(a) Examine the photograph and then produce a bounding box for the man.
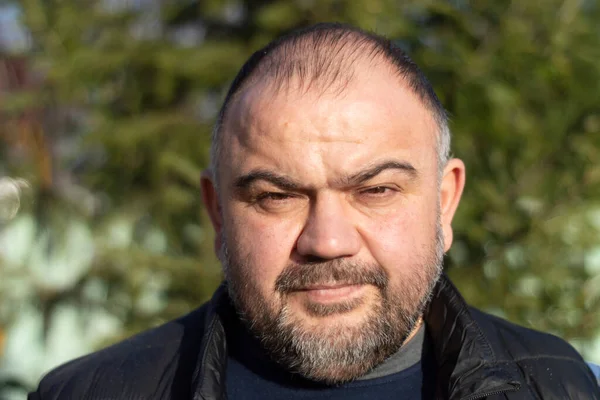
[29,23,600,399]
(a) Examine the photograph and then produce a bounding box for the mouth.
[294,283,366,303]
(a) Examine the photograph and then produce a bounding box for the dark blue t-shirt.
[225,316,436,400]
[227,355,433,400]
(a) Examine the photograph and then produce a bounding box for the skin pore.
[201,59,465,384]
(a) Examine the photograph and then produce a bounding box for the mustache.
[275,259,388,294]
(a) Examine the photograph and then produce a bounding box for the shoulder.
[470,307,600,396]
[30,304,210,400]
[469,307,584,362]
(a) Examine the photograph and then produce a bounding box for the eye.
[253,191,300,212]
[360,186,393,196]
[256,192,293,202]
[356,185,400,205]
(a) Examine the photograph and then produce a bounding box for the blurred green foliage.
[1,0,600,394]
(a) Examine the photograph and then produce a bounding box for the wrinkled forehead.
[230,64,436,133]
[219,65,440,182]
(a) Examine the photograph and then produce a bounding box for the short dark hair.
[210,22,450,182]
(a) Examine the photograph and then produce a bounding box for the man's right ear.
[200,170,223,256]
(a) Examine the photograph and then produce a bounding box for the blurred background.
[0,0,599,398]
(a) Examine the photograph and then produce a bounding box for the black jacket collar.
[191,274,522,400]
[425,276,522,399]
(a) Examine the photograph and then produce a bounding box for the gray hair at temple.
[209,23,451,188]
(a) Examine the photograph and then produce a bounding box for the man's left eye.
[360,186,392,195]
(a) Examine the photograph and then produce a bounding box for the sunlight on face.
[208,63,455,383]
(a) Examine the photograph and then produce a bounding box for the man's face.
[202,62,465,383]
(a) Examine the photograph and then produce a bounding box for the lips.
[297,282,359,291]
[274,260,389,295]
[295,283,365,303]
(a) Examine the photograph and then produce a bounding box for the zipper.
[459,382,521,400]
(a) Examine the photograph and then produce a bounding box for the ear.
[200,170,224,257]
[439,158,466,252]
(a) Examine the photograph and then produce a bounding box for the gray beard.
[220,223,445,384]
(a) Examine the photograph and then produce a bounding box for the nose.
[295,192,361,260]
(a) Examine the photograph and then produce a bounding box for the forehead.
[220,64,439,182]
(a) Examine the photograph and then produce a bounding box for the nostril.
[303,254,328,264]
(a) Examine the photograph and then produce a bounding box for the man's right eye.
[250,191,302,213]
[256,192,292,202]
[251,192,300,211]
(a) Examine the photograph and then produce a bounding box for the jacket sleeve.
[27,391,42,400]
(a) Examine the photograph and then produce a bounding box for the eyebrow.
[235,170,302,191]
[337,160,418,186]
[234,160,418,191]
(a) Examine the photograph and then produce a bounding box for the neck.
[358,317,427,380]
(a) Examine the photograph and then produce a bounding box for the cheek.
[362,198,438,274]
[226,208,302,292]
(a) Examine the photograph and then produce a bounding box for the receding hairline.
[220,30,393,124]
[216,62,444,188]
[220,55,440,143]
[210,23,451,183]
